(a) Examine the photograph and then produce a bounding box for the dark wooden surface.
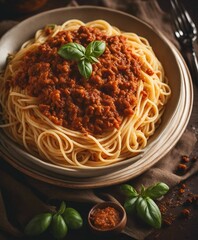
[0,0,198,239]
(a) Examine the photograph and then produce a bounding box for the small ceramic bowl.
[88,201,127,235]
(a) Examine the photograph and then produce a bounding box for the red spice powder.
[181,155,190,163]
[177,163,188,172]
[161,155,198,226]
[91,206,121,230]
[181,208,191,218]
[185,193,198,206]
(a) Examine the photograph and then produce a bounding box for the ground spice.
[179,183,186,194]
[185,193,198,206]
[191,156,197,162]
[175,155,197,175]
[181,155,190,163]
[177,163,188,173]
[160,155,198,226]
[181,208,191,218]
[179,188,185,194]
[90,206,121,230]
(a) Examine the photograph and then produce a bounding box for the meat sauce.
[12,26,144,135]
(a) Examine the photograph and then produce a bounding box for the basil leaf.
[24,213,52,236]
[58,43,85,61]
[51,214,68,239]
[136,197,161,229]
[57,201,66,215]
[46,24,56,29]
[85,41,106,58]
[86,55,100,63]
[120,184,139,197]
[78,60,92,79]
[143,182,169,199]
[62,208,83,229]
[124,196,138,213]
[140,185,146,195]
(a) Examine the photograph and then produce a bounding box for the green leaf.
[58,43,85,61]
[62,208,83,229]
[124,196,138,213]
[143,182,169,199]
[85,41,106,58]
[57,201,66,215]
[57,41,105,78]
[140,185,146,195]
[51,214,68,239]
[78,60,92,79]
[24,213,52,236]
[136,197,161,229]
[86,55,100,63]
[120,184,139,197]
[46,24,56,29]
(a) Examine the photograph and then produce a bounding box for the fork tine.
[180,3,197,36]
[171,0,197,39]
[170,0,184,38]
[171,0,198,84]
[171,0,187,32]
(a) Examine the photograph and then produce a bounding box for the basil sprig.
[121,182,169,229]
[24,201,83,239]
[58,41,106,79]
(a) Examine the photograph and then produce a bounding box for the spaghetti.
[0,20,171,168]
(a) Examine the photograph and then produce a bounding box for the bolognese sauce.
[12,26,143,135]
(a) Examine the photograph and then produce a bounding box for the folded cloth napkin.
[0,0,198,239]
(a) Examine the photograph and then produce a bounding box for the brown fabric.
[0,0,198,239]
[121,130,197,239]
[0,169,55,226]
[24,130,198,240]
[0,130,197,240]
[0,191,22,238]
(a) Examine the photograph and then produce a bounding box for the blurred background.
[0,0,197,22]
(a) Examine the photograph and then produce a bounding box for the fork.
[170,0,198,83]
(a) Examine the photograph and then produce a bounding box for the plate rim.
[0,45,193,189]
[0,6,192,187]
